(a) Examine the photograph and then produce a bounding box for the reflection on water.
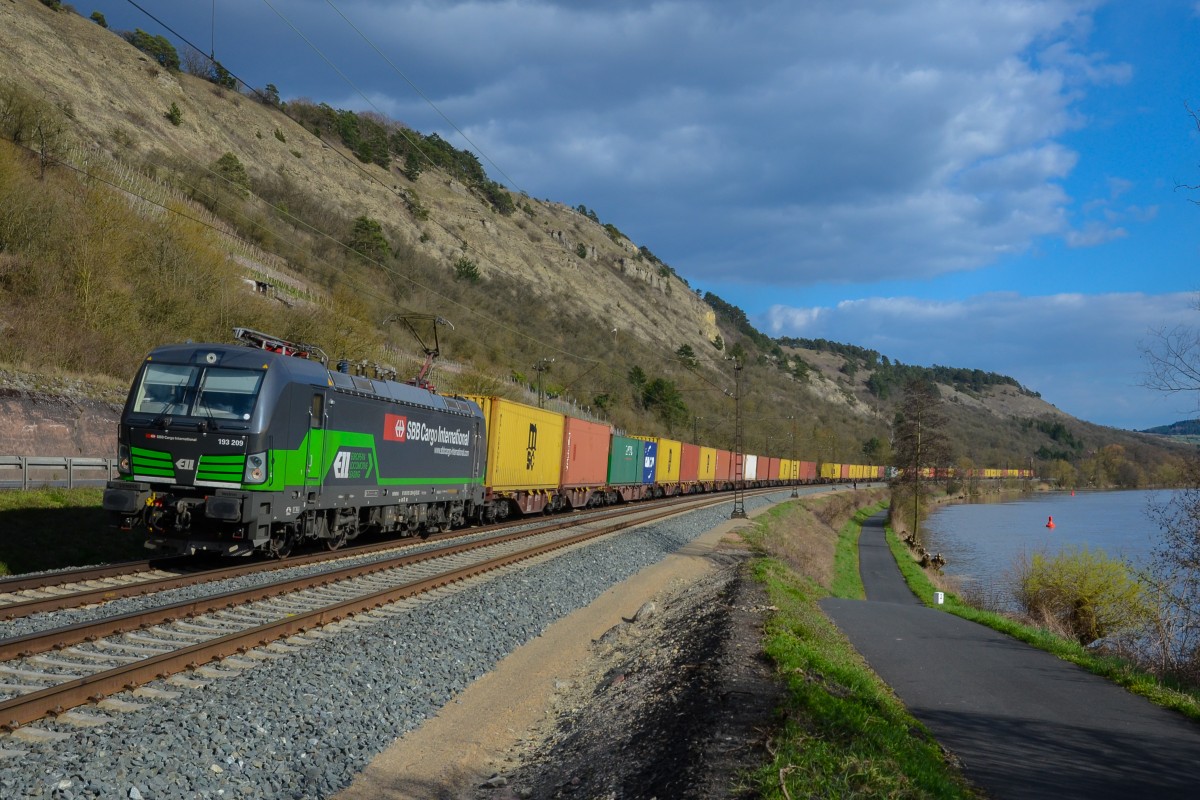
[922,489,1179,606]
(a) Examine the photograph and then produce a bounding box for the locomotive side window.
[132,364,198,415]
[310,393,324,428]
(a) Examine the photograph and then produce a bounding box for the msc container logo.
[384,413,407,442]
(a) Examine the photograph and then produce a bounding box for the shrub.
[453,256,480,283]
[273,128,286,143]
[121,29,180,71]
[165,102,182,126]
[1014,546,1151,645]
[346,215,390,264]
[212,151,250,196]
[90,10,107,26]
[575,243,588,259]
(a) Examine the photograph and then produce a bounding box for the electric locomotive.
[103,329,487,557]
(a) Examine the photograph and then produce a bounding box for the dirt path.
[336,513,783,800]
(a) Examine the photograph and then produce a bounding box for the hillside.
[0,0,1193,486]
[1143,419,1200,436]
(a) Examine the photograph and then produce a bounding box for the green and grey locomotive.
[102,329,487,557]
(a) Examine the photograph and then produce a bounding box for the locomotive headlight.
[118,445,130,475]
[243,452,268,485]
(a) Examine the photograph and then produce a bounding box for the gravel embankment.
[0,492,791,799]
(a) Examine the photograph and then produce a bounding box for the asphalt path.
[821,512,1200,799]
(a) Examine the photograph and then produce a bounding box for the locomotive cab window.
[131,364,264,421]
[132,364,198,415]
[194,368,265,420]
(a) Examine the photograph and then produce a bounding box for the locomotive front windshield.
[132,363,265,421]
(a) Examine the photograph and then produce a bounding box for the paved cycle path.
[820,512,1200,799]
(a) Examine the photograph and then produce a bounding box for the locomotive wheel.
[325,529,348,551]
[267,528,295,559]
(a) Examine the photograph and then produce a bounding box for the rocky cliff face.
[0,391,120,457]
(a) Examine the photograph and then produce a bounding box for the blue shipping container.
[641,440,658,484]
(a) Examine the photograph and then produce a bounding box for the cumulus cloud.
[324,0,1129,286]
[114,0,1144,290]
[764,291,1200,429]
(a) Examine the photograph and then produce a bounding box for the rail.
[0,455,117,490]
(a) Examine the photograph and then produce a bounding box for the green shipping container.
[607,434,642,485]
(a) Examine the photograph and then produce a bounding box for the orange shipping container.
[561,416,612,488]
[767,457,781,481]
[679,443,701,483]
[716,449,733,482]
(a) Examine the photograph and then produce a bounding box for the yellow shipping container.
[632,436,682,483]
[465,395,564,491]
[820,462,840,480]
[698,446,717,481]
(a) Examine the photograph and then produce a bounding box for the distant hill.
[1141,420,1200,437]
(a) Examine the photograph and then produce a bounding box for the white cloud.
[144,0,1146,289]
[764,291,1200,429]
[1065,222,1128,247]
[300,0,1131,287]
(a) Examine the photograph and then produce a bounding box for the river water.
[921,489,1180,606]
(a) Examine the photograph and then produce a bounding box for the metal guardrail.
[0,456,117,490]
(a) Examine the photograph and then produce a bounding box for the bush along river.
[921,489,1182,609]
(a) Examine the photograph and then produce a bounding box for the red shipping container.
[716,449,733,481]
[560,416,612,487]
[680,443,701,483]
[799,460,817,481]
[840,463,851,480]
[767,457,781,481]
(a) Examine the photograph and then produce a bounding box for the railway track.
[0,487,787,622]
[0,490,753,734]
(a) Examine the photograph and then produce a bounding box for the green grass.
[830,501,886,600]
[881,522,1200,723]
[750,557,976,799]
[0,488,144,575]
[742,498,976,798]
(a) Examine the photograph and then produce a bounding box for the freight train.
[102,329,887,557]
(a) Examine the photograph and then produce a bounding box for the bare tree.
[1140,461,1200,681]
[891,378,951,544]
[181,45,211,78]
[1140,297,1200,401]
[1137,129,1200,677]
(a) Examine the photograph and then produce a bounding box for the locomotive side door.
[304,390,327,500]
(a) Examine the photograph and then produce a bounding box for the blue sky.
[83,1,1200,430]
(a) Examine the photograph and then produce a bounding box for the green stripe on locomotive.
[264,429,484,492]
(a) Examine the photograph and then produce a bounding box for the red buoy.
[1046,516,1056,529]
